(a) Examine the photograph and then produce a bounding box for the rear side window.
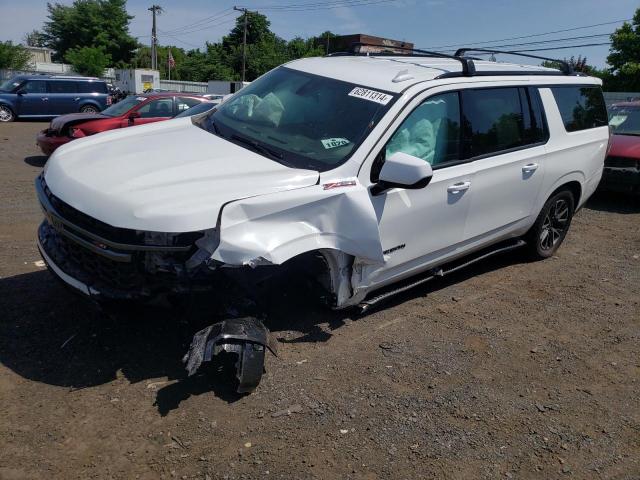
[550,86,607,132]
[77,81,107,94]
[461,87,545,158]
[48,81,77,94]
[176,97,201,112]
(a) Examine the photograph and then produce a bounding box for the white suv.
[36,49,609,313]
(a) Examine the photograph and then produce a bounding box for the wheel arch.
[78,100,102,112]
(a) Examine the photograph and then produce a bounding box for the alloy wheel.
[0,106,14,122]
[539,199,570,251]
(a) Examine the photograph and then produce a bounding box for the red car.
[37,93,208,155]
[602,101,640,194]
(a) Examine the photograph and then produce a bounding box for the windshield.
[175,102,215,118]
[194,67,396,171]
[101,95,145,117]
[609,105,640,136]
[0,78,22,92]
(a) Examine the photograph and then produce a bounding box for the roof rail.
[343,42,477,76]
[454,48,574,75]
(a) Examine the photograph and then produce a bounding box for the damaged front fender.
[211,180,384,267]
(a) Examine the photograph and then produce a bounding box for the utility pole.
[233,6,248,83]
[148,5,162,71]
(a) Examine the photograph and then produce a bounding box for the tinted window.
[49,81,77,94]
[462,87,544,158]
[385,92,461,167]
[22,80,47,93]
[550,86,607,132]
[77,81,107,94]
[137,98,174,118]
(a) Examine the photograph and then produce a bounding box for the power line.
[242,0,398,12]
[419,18,631,50]
[161,9,236,35]
[510,42,612,53]
[432,33,613,53]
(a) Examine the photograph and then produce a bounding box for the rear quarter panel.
[538,87,608,209]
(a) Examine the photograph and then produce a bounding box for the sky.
[0,0,638,68]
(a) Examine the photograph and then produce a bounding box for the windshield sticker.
[321,138,351,149]
[609,114,627,127]
[136,97,146,101]
[348,87,393,105]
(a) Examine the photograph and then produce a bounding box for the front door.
[129,97,175,126]
[16,80,49,116]
[365,91,474,286]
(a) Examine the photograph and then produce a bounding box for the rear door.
[129,97,175,126]
[16,79,49,116]
[48,80,79,115]
[461,86,548,242]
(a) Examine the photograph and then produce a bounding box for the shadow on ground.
[586,190,640,214]
[24,155,48,168]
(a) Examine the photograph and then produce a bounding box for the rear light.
[69,128,86,138]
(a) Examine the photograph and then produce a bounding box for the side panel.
[538,87,608,208]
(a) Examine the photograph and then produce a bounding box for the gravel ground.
[0,121,639,480]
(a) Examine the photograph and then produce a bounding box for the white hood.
[44,118,319,232]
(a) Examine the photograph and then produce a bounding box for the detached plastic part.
[183,317,277,394]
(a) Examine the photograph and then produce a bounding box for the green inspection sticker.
[321,138,350,149]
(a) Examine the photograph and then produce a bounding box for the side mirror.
[128,111,140,122]
[372,152,433,195]
[16,89,26,95]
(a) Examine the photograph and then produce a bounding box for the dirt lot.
[0,121,639,480]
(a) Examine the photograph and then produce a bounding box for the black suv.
[0,75,111,122]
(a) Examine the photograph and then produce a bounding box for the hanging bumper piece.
[183,317,277,394]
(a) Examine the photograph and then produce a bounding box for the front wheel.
[0,105,15,122]
[80,105,99,113]
[524,190,575,259]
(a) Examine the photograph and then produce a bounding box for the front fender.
[212,180,384,266]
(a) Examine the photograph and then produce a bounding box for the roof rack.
[455,48,573,75]
[327,43,577,78]
[335,42,477,76]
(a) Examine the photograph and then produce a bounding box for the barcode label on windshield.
[348,87,393,105]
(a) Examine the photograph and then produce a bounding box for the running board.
[358,239,527,314]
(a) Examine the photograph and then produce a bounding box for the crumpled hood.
[49,112,108,133]
[44,118,319,232]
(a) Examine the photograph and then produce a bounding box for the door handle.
[447,181,471,193]
[522,163,539,173]
[42,97,49,101]
[74,97,80,101]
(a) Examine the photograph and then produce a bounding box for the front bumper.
[35,175,216,301]
[36,130,71,156]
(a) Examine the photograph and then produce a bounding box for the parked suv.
[36,50,608,314]
[0,75,110,122]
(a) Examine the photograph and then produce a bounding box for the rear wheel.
[0,105,15,122]
[80,104,99,113]
[524,190,575,259]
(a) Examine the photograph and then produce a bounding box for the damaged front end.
[183,317,277,394]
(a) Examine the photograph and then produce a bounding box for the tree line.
[1,0,639,92]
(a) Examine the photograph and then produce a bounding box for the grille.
[605,156,638,169]
[43,222,145,291]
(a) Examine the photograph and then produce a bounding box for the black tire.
[80,105,99,113]
[0,104,15,122]
[524,190,575,259]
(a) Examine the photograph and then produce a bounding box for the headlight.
[69,128,86,138]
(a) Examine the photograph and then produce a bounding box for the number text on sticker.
[348,87,393,105]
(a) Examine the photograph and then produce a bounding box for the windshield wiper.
[230,134,283,160]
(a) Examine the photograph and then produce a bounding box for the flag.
[168,51,175,69]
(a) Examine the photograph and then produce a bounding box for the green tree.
[606,8,640,91]
[24,30,48,48]
[43,0,136,65]
[0,41,32,70]
[65,46,111,77]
